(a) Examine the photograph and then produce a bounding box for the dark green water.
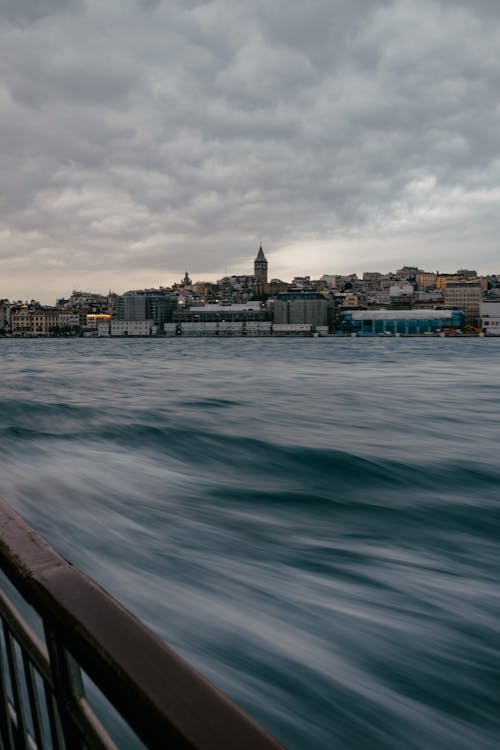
[1,337,499,749]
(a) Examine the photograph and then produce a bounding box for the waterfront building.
[166,319,272,337]
[339,309,464,334]
[174,302,266,323]
[180,322,219,337]
[97,321,111,337]
[217,321,244,336]
[116,294,147,320]
[55,312,81,331]
[164,323,178,337]
[272,324,312,336]
[273,291,328,327]
[10,308,31,335]
[109,320,155,336]
[86,313,111,328]
[146,293,178,325]
[245,321,273,336]
[443,281,484,323]
[480,302,500,334]
[10,308,80,336]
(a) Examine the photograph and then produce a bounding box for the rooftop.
[348,309,457,320]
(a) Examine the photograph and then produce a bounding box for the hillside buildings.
[1,245,498,336]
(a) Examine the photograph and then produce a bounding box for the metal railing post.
[2,621,29,750]
[44,625,85,750]
[0,631,16,750]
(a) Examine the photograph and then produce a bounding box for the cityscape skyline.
[2,1,500,303]
[2,244,500,338]
[2,244,500,305]
[0,251,500,306]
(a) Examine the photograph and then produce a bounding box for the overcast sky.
[1,0,499,301]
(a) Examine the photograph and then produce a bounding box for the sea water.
[0,337,499,749]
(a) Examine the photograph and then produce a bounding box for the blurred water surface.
[1,337,499,749]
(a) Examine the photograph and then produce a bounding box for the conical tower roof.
[255,244,266,262]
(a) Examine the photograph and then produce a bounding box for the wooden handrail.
[0,496,284,749]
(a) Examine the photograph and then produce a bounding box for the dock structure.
[0,497,284,750]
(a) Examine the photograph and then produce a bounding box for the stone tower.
[254,244,268,285]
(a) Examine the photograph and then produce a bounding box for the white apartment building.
[480,302,500,334]
[110,320,155,336]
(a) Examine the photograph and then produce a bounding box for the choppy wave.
[1,338,499,749]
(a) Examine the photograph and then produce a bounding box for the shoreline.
[0,333,494,340]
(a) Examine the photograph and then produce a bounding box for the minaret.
[254,244,268,285]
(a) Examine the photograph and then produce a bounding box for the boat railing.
[0,496,284,749]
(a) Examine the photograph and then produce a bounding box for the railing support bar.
[2,622,29,750]
[21,655,44,750]
[44,625,85,750]
[0,633,16,750]
[42,679,64,750]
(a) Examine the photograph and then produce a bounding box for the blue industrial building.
[339,309,464,334]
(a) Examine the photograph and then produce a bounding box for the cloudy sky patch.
[1,0,499,301]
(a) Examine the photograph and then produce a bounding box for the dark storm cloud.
[1,0,499,299]
[0,0,83,25]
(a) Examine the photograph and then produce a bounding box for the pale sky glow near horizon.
[1,0,500,303]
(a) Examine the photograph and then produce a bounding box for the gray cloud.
[1,0,499,300]
[0,0,83,25]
